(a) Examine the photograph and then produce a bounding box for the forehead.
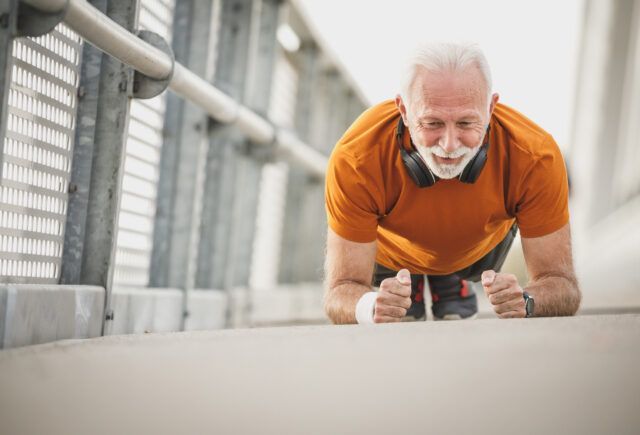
[409,67,487,117]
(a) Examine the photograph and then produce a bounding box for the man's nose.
[439,127,460,153]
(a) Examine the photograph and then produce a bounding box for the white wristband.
[355,291,378,324]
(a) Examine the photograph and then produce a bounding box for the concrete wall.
[250,283,325,326]
[0,285,104,349]
[569,0,640,312]
[0,283,327,348]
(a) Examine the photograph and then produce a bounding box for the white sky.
[297,0,584,150]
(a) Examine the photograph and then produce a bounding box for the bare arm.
[323,228,377,324]
[521,223,581,316]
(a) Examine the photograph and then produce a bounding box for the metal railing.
[21,0,328,176]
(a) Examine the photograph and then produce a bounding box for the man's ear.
[395,94,409,126]
[489,93,500,116]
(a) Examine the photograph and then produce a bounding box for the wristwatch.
[523,291,534,317]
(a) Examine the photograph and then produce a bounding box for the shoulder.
[332,99,400,162]
[492,103,558,160]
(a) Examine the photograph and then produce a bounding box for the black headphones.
[396,116,490,187]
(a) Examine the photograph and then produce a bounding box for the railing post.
[60,0,139,335]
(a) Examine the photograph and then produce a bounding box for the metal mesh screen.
[250,49,298,290]
[113,0,175,288]
[0,25,82,284]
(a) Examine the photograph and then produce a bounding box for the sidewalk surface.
[1,314,639,435]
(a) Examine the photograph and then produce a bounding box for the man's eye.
[457,122,473,128]
[426,122,443,128]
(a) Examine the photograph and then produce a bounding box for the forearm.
[324,281,372,324]
[525,273,581,317]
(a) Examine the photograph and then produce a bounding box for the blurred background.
[0,0,638,348]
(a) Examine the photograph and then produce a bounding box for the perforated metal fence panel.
[113,0,175,288]
[250,48,298,290]
[0,25,82,284]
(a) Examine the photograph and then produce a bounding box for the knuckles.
[379,277,411,297]
[498,310,526,319]
[504,274,518,285]
[379,277,396,290]
[495,300,526,317]
[487,276,523,306]
[373,313,401,323]
[374,302,407,321]
[377,293,412,310]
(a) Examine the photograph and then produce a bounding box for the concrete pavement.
[0,314,638,434]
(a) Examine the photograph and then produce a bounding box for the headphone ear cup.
[459,143,488,184]
[396,116,436,188]
[401,150,436,187]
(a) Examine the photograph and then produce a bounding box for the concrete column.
[568,0,640,311]
[60,0,139,334]
[612,1,640,206]
[570,0,636,233]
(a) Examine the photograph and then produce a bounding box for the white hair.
[400,42,493,104]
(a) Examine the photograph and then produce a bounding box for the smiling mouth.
[434,155,463,165]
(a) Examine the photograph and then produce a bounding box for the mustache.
[422,145,472,159]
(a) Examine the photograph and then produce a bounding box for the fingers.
[396,268,411,285]
[482,271,527,319]
[373,313,402,323]
[481,270,496,287]
[375,268,413,323]
[374,303,408,321]
[376,291,412,310]
[492,297,525,316]
[483,272,518,295]
[379,269,412,298]
[497,310,526,319]
[487,286,521,305]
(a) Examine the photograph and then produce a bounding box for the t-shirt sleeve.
[325,149,381,243]
[514,135,570,238]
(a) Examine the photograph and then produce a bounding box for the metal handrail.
[21,0,328,176]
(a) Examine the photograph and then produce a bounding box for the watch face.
[526,297,534,317]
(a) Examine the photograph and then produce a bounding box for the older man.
[323,42,581,324]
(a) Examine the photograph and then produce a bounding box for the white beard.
[415,144,481,180]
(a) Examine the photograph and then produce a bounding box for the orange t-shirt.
[325,100,569,275]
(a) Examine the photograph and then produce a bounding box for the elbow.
[560,276,582,316]
[567,284,582,316]
[323,284,357,325]
[323,286,340,324]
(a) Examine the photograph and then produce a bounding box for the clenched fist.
[481,270,526,318]
[374,269,413,323]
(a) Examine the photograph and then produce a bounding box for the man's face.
[398,66,498,179]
